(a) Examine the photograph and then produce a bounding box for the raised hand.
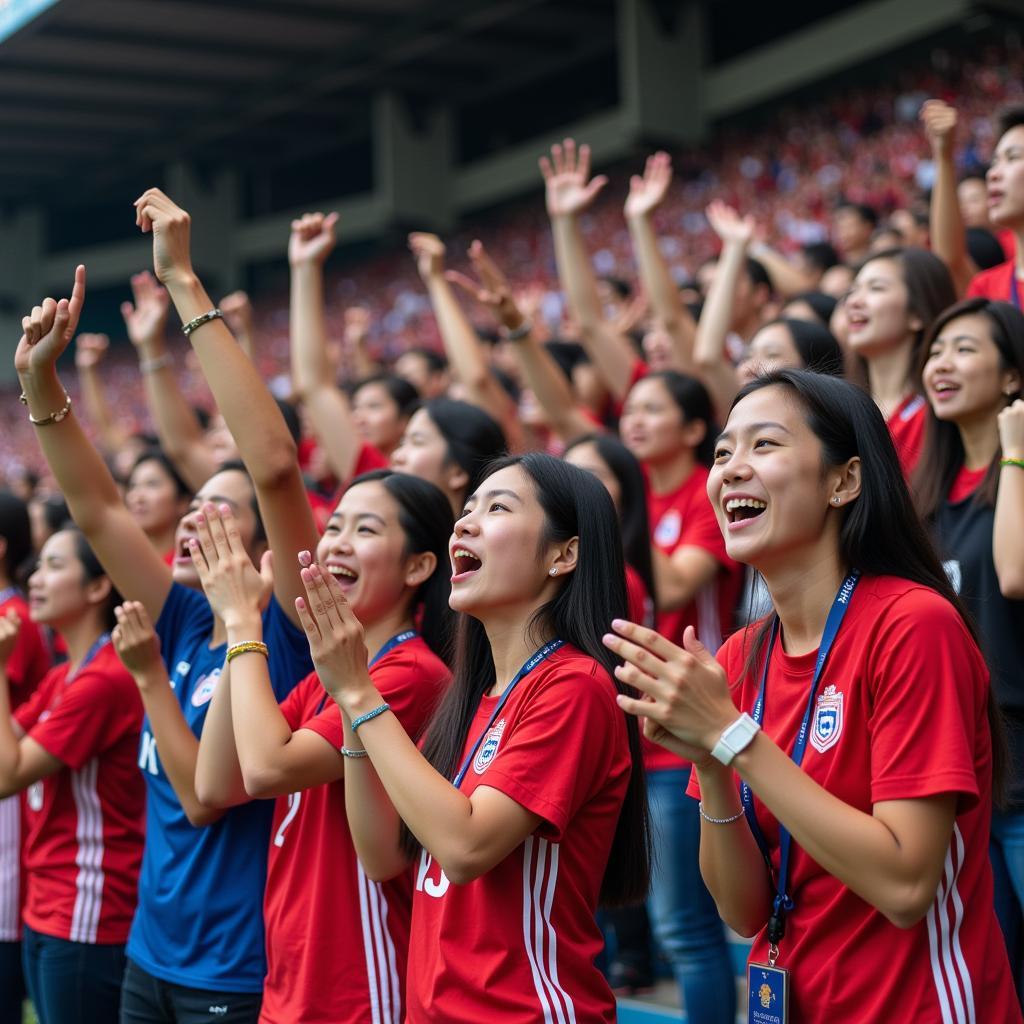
[15,264,87,377]
[295,554,373,712]
[134,189,195,288]
[999,398,1024,459]
[343,306,371,347]
[602,621,738,759]
[288,212,339,267]
[0,610,20,667]
[539,138,608,218]
[409,232,446,281]
[920,99,958,157]
[705,200,755,248]
[187,502,273,630]
[624,151,673,219]
[445,240,523,330]
[75,333,110,371]
[120,271,170,349]
[220,291,254,337]
[112,601,164,681]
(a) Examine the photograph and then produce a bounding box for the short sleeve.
[476,666,624,840]
[263,599,314,702]
[5,618,49,697]
[350,443,390,483]
[14,672,57,734]
[678,490,730,568]
[278,672,321,732]
[867,592,983,809]
[28,664,141,770]
[155,583,212,660]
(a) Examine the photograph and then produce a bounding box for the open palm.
[539,138,608,217]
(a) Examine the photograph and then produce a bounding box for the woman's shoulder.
[530,645,617,701]
[854,574,963,625]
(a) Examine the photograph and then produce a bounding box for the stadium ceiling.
[0,0,624,203]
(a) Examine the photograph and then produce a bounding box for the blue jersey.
[127,583,311,992]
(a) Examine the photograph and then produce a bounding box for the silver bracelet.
[181,308,223,337]
[139,353,173,373]
[698,802,745,825]
[499,318,532,342]
[341,746,368,759]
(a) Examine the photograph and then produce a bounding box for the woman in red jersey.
[298,453,650,1023]
[607,369,1020,1023]
[192,469,455,1024]
[0,527,143,1024]
[843,248,956,476]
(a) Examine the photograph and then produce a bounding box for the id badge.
[747,962,789,1023]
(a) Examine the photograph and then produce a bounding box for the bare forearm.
[930,149,973,295]
[425,276,492,396]
[748,244,817,299]
[77,366,128,454]
[195,665,247,809]
[995,463,1024,597]
[694,761,772,936]
[290,263,333,397]
[514,333,596,443]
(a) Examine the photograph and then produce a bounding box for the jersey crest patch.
[473,718,507,775]
[190,667,222,707]
[654,509,682,548]
[810,684,843,753]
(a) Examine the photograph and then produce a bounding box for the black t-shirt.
[936,489,1024,805]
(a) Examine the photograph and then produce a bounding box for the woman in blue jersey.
[15,213,314,1020]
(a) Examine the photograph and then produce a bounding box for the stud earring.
[549,567,558,576]
[831,496,841,505]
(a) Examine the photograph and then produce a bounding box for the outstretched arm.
[122,271,217,493]
[134,189,318,627]
[15,267,173,620]
[288,212,366,484]
[447,241,596,444]
[624,152,696,371]
[995,402,1024,598]
[74,334,132,456]
[693,201,754,420]
[219,291,256,361]
[747,241,819,299]
[541,139,640,402]
[921,100,974,297]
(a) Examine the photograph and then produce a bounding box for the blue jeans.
[991,807,1024,999]
[647,769,736,1024]
[21,924,126,1024]
[0,941,24,1024]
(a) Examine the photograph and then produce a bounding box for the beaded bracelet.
[341,747,369,759]
[1001,457,1024,470]
[698,802,745,825]
[351,702,390,732]
[19,391,72,426]
[182,308,223,337]
[226,640,269,664]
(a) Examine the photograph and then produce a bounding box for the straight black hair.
[0,490,32,586]
[129,449,192,501]
[409,453,651,905]
[346,469,456,668]
[421,399,508,505]
[915,299,1024,519]
[642,371,717,467]
[770,317,844,377]
[563,433,657,610]
[734,370,1007,801]
[62,525,122,632]
[784,291,838,327]
[352,373,420,418]
[214,460,266,546]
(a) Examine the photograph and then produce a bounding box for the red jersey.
[967,258,1016,302]
[14,640,145,944]
[352,442,390,483]
[406,646,631,1024]
[260,637,450,1024]
[0,591,50,942]
[625,563,653,627]
[646,465,742,772]
[688,576,1019,1023]
[887,393,926,479]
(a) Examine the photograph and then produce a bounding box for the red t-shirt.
[625,563,653,627]
[967,258,1016,302]
[687,576,1019,1023]
[998,229,1016,261]
[887,394,927,479]
[14,640,145,944]
[352,442,390,483]
[259,637,450,1024]
[0,591,50,941]
[646,465,742,772]
[949,464,988,504]
[609,358,650,421]
[406,646,630,1024]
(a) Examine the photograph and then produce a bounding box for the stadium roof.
[0,0,625,204]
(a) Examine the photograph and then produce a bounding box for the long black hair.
[734,369,1006,799]
[770,318,844,377]
[346,469,456,667]
[914,298,1024,519]
[410,453,651,904]
[128,448,192,502]
[563,433,657,610]
[0,490,33,587]
[63,525,122,632]
[420,398,508,505]
[641,371,717,467]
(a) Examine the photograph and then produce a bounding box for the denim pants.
[992,807,1024,1001]
[647,768,736,1024]
[21,924,126,1024]
[0,941,24,1024]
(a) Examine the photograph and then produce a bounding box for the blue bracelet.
[351,702,390,732]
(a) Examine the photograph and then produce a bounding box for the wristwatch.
[710,713,761,766]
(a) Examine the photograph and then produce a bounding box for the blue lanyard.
[67,633,111,683]
[1012,274,1022,311]
[452,639,564,790]
[741,572,859,948]
[316,630,418,715]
